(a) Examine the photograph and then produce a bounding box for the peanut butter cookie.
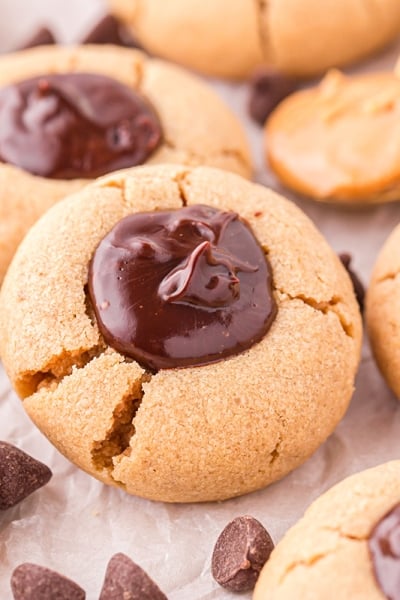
[266,70,400,204]
[0,45,251,284]
[254,461,400,600]
[108,0,400,79]
[366,223,400,398]
[0,165,362,502]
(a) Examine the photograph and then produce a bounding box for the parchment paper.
[1,1,400,598]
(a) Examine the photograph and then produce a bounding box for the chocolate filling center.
[369,502,400,599]
[0,73,162,179]
[88,204,277,370]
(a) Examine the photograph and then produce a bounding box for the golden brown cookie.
[108,0,400,79]
[0,44,251,284]
[0,165,362,503]
[254,461,400,600]
[266,70,400,205]
[366,223,400,397]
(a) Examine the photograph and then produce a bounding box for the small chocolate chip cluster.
[8,514,274,599]
[0,441,168,598]
[0,440,274,596]
[11,553,167,600]
[17,14,142,51]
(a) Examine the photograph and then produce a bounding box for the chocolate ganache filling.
[369,503,400,599]
[0,73,162,179]
[88,204,277,370]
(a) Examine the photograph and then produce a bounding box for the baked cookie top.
[108,0,400,78]
[366,222,400,398]
[0,44,251,283]
[0,165,362,502]
[254,461,400,600]
[266,70,400,205]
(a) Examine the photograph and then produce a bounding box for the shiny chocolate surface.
[89,204,277,370]
[0,73,162,179]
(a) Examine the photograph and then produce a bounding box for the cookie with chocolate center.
[254,461,400,600]
[0,165,361,502]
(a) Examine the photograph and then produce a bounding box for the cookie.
[108,0,400,79]
[0,164,362,502]
[0,45,251,284]
[254,461,400,600]
[266,70,400,205]
[366,223,400,397]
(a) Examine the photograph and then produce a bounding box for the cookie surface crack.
[320,524,367,542]
[98,176,128,205]
[376,270,400,284]
[91,371,151,477]
[19,344,106,398]
[254,0,271,62]
[276,288,354,338]
[269,435,281,465]
[172,170,192,207]
[278,549,337,585]
[277,527,366,586]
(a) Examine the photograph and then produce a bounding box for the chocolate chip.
[211,515,274,592]
[0,442,52,510]
[99,553,167,600]
[248,68,298,125]
[81,14,142,49]
[339,253,365,312]
[16,27,56,50]
[10,563,85,600]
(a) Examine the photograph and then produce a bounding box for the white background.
[1,1,400,598]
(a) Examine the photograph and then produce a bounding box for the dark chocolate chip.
[211,515,274,592]
[16,27,56,50]
[99,553,167,600]
[88,205,277,371]
[369,503,400,600]
[248,68,298,125]
[10,563,85,600]
[339,253,365,313]
[81,14,142,49]
[0,441,52,510]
